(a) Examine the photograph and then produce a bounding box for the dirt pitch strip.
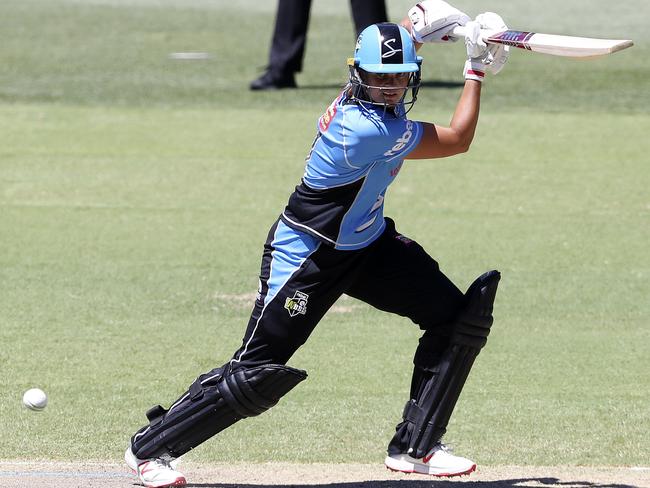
[0,461,648,488]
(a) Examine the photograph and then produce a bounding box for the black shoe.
[250,70,297,90]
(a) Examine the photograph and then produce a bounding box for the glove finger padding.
[463,20,488,82]
[475,12,508,36]
[408,0,470,43]
[464,20,487,59]
[486,44,509,74]
[473,12,510,75]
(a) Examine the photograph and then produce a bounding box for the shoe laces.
[434,442,454,454]
[141,456,177,472]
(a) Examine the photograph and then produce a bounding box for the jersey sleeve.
[342,109,424,166]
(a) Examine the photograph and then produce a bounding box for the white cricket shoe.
[125,447,186,488]
[385,443,477,477]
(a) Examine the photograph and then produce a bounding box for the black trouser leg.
[349,0,388,36]
[268,0,313,77]
[346,219,464,329]
[230,221,368,369]
[345,219,465,455]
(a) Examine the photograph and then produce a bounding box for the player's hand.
[475,12,510,74]
[407,0,470,43]
[463,13,510,81]
[464,20,487,59]
[463,21,487,82]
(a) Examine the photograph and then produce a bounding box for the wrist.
[463,59,485,82]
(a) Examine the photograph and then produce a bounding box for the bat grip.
[452,25,495,44]
[451,26,467,38]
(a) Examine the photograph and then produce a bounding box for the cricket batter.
[125,1,507,486]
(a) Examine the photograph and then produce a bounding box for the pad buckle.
[145,404,167,426]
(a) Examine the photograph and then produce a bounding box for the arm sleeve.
[344,112,424,166]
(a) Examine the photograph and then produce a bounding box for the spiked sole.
[386,463,476,477]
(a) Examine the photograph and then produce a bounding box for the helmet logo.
[381,38,402,59]
[356,33,363,50]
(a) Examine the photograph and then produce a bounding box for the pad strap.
[131,363,307,459]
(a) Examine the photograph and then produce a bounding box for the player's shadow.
[298,80,464,90]
[185,478,642,488]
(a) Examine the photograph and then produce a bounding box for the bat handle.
[452,25,495,44]
[451,26,467,39]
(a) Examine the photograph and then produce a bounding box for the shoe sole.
[386,463,476,477]
[385,457,477,477]
[127,467,186,488]
[125,449,186,488]
[142,478,186,488]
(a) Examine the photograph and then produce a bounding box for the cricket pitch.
[0,461,648,488]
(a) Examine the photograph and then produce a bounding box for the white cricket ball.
[22,388,48,411]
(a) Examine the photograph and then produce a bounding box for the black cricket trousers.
[229,217,464,370]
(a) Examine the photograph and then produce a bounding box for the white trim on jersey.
[280,212,338,246]
[355,214,377,233]
[332,162,389,250]
[335,221,386,249]
[342,105,362,170]
[301,172,367,190]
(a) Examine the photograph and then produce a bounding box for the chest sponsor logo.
[384,120,414,157]
[285,291,309,317]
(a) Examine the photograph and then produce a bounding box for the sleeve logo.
[384,120,414,157]
[319,94,342,132]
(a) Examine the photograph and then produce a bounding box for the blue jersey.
[281,92,424,250]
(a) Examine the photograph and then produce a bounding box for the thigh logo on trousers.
[285,290,309,317]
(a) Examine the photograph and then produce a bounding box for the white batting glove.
[463,13,510,81]
[475,12,508,37]
[463,58,486,82]
[408,0,470,43]
[463,21,487,82]
[464,20,487,59]
[475,12,510,74]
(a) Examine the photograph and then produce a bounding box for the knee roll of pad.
[403,270,500,459]
[131,364,307,459]
[451,269,500,349]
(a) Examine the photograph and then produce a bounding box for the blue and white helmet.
[348,23,423,113]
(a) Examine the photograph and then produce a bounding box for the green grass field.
[1,0,648,467]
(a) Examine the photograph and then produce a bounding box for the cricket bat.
[452,27,633,58]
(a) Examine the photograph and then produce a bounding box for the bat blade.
[452,26,633,58]
[487,30,634,57]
